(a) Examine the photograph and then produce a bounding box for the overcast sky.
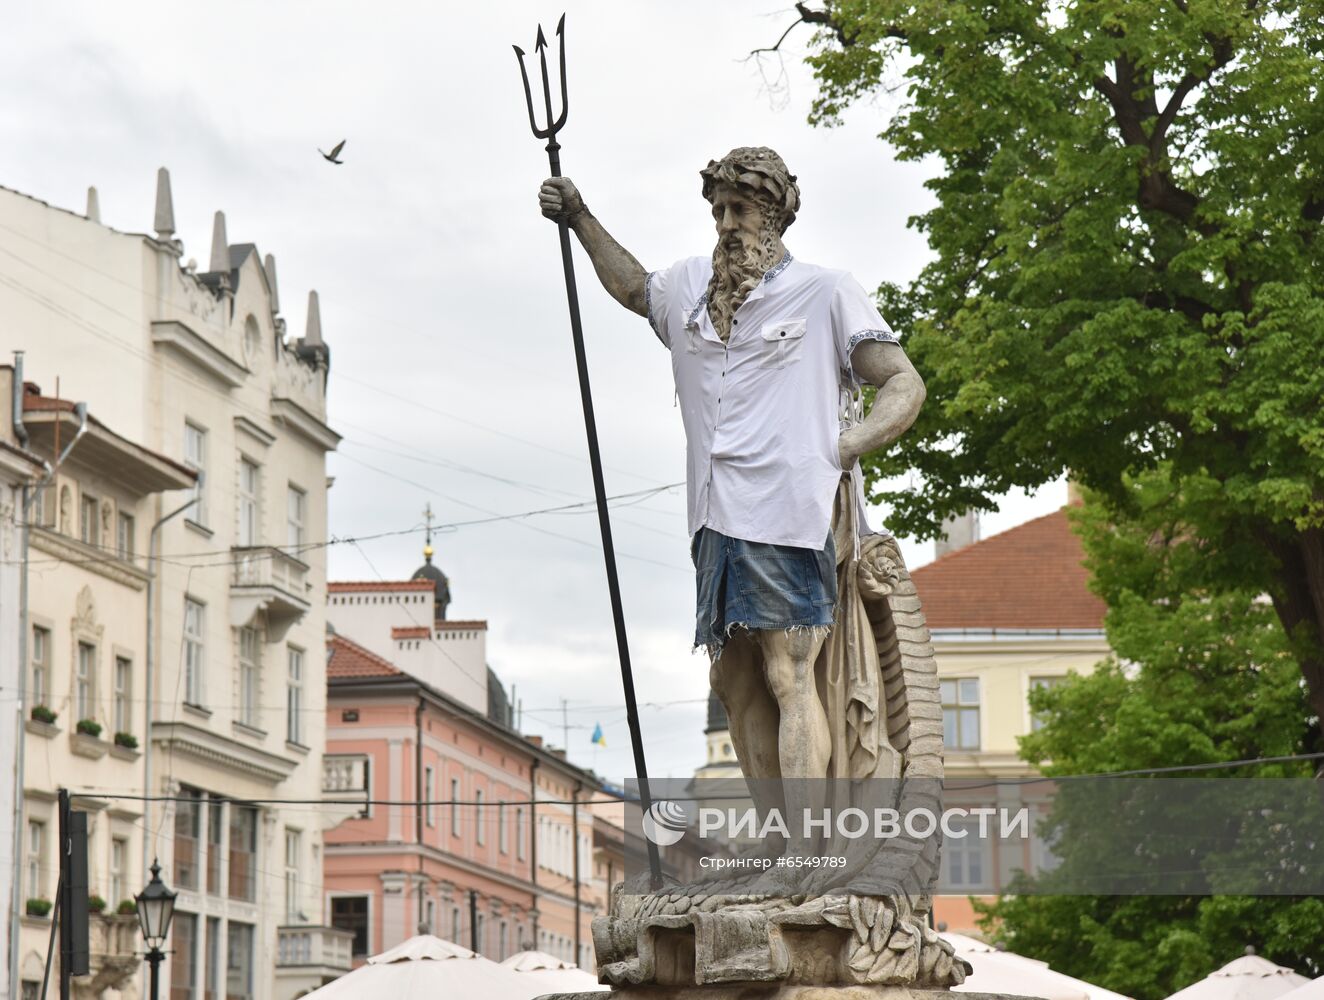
[1,2,1063,785]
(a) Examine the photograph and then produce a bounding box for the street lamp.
[135,859,177,1000]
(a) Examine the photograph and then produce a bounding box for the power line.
[335,453,689,573]
[2,482,686,570]
[60,750,1324,809]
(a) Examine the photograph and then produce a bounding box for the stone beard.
[705,204,783,342]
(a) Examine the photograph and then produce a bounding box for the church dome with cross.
[411,503,451,621]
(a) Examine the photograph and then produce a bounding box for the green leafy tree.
[770,0,1324,726]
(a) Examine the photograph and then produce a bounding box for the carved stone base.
[537,990,1042,999]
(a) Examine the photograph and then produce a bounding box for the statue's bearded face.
[707,183,782,339]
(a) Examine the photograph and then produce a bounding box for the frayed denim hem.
[697,621,834,663]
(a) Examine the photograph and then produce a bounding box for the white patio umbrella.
[1276,976,1324,1000]
[944,932,1135,1000]
[303,935,535,1000]
[502,949,608,993]
[1164,955,1310,1000]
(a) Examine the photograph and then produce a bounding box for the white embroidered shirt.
[646,253,898,549]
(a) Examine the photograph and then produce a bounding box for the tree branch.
[792,2,904,47]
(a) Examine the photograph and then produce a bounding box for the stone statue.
[540,149,969,995]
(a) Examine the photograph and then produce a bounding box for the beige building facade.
[0,174,343,1000]
[912,506,1108,933]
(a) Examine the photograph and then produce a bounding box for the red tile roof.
[327,634,403,679]
[328,580,435,593]
[435,620,487,630]
[911,507,1106,630]
[391,626,430,640]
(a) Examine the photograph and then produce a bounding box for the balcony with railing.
[323,754,370,819]
[275,925,354,986]
[230,546,311,639]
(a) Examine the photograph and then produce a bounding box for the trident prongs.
[513,14,569,144]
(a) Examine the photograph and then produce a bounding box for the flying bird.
[319,140,346,165]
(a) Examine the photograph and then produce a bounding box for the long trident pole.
[515,15,662,888]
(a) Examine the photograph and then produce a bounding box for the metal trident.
[514,16,663,888]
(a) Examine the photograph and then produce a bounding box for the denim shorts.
[691,527,837,654]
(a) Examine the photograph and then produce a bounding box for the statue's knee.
[763,657,801,702]
[709,660,726,698]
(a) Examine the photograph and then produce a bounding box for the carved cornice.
[234,415,276,447]
[151,319,247,388]
[31,529,149,590]
[150,719,299,784]
[270,397,341,452]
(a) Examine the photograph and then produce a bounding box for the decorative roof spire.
[208,210,229,273]
[304,290,323,346]
[85,187,100,223]
[154,167,175,240]
[264,253,280,313]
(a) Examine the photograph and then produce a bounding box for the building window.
[499,920,508,960]
[284,829,301,923]
[21,982,39,1000]
[76,642,96,722]
[31,625,49,708]
[184,599,206,706]
[237,458,259,547]
[1029,675,1068,732]
[116,511,135,560]
[113,656,132,735]
[287,485,306,549]
[26,820,45,900]
[205,917,221,1000]
[79,491,99,546]
[475,914,485,955]
[173,787,202,890]
[238,627,260,729]
[110,836,127,906]
[425,898,436,934]
[170,911,197,1000]
[941,678,981,751]
[516,807,526,861]
[941,818,990,890]
[35,477,56,528]
[203,916,219,1000]
[498,802,508,854]
[1032,811,1062,876]
[286,647,304,745]
[206,797,224,896]
[451,906,462,944]
[475,789,485,846]
[228,805,257,902]
[225,921,254,1000]
[424,767,436,828]
[331,896,369,957]
[450,779,460,837]
[184,423,208,525]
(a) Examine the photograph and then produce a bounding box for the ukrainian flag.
[591,723,606,748]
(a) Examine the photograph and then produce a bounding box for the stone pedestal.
[537,990,1041,999]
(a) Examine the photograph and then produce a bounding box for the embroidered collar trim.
[685,252,794,329]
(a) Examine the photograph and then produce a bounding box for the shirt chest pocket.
[759,318,807,369]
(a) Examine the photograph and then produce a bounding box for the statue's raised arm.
[539,176,648,317]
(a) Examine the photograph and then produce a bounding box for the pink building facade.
[322,576,600,967]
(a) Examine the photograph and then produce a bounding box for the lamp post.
[134,859,177,1000]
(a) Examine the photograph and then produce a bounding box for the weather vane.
[514,14,661,886]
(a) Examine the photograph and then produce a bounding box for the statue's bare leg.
[710,633,787,843]
[757,626,831,858]
[711,632,780,780]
